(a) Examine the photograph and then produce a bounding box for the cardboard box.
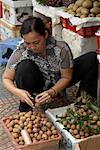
[1,117,61,150]
[0,18,21,40]
[45,105,100,150]
[2,0,33,25]
[62,28,96,58]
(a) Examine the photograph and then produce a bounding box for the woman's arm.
[49,67,73,94]
[35,67,73,104]
[3,68,17,94]
[35,42,73,104]
[2,68,34,107]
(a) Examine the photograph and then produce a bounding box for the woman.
[2,17,98,112]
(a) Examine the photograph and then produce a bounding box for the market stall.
[46,92,100,150]
[0,1,100,150]
[32,0,100,58]
[1,110,61,150]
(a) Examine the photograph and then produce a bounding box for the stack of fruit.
[36,0,76,7]
[57,92,100,139]
[64,0,100,18]
[4,111,59,145]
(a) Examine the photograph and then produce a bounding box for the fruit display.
[64,0,100,18]
[36,0,47,5]
[36,0,76,7]
[4,111,60,145]
[57,92,100,139]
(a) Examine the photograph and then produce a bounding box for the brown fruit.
[68,3,75,9]
[90,7,100,14]
[71,124,76,130]
[97,121,100,126]
[73,5,79,11]
[93,1,100,7]
[82,0,93,8]
[76,7,83,13]
[75,134,80,139]
[42,134,48,140]
[81,8,89,15]
[63,121,67,127]
[93,115,98,121]
[75,0,84,7]
[96,14,100,17]
[73,129,78,135]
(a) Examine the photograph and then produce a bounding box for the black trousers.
[15,60,45,111]
[15,52,98,111]
[71,52,98,98]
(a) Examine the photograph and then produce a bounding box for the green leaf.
[91,104,100,113]
[77,120,84,129]
[82,115,89,121]
[96,127,100,134]
[36,0,47,5]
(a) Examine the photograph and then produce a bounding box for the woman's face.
[23,31,47,54]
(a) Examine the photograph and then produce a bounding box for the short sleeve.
[6,46,24,70]
[60,43,73,69]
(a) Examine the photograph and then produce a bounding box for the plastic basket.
[46,105,100,150]
[0,0,2,18]
[95,30,100,53]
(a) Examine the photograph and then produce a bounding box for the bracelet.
[47,88,57,98]
[51,88,57,97]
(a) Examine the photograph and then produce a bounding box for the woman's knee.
[15,59,37,73]
[15,59,44,92]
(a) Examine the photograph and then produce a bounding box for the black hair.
[20,17,46,37]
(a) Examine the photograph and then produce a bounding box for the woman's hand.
[35,91,52,104]
[15,89,34,107]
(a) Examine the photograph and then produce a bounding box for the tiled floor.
[0,67,19,150]
[0,66,77,150]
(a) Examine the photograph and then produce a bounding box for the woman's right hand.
[15,89,34,107]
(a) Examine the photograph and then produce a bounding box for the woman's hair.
[20,17,46,37]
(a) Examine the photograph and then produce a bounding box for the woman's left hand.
[35,91,51,104]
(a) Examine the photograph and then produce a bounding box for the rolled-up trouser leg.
[70,52,98,98]
[15,59,44,112]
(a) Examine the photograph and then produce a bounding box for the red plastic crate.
[60,17,100,37]
[77,26,99,38]
[95,30,100,53]
[60,17,76,32]
[0,0,2,18]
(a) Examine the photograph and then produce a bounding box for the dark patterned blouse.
[7,37,73,90]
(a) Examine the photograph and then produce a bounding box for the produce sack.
[36,0,76,7]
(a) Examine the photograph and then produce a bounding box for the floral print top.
[7,37,73,89]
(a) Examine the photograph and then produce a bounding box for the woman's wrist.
[47,88,57,98]
[51,88,57,97]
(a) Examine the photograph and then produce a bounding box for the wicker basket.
[1,117,61,150]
